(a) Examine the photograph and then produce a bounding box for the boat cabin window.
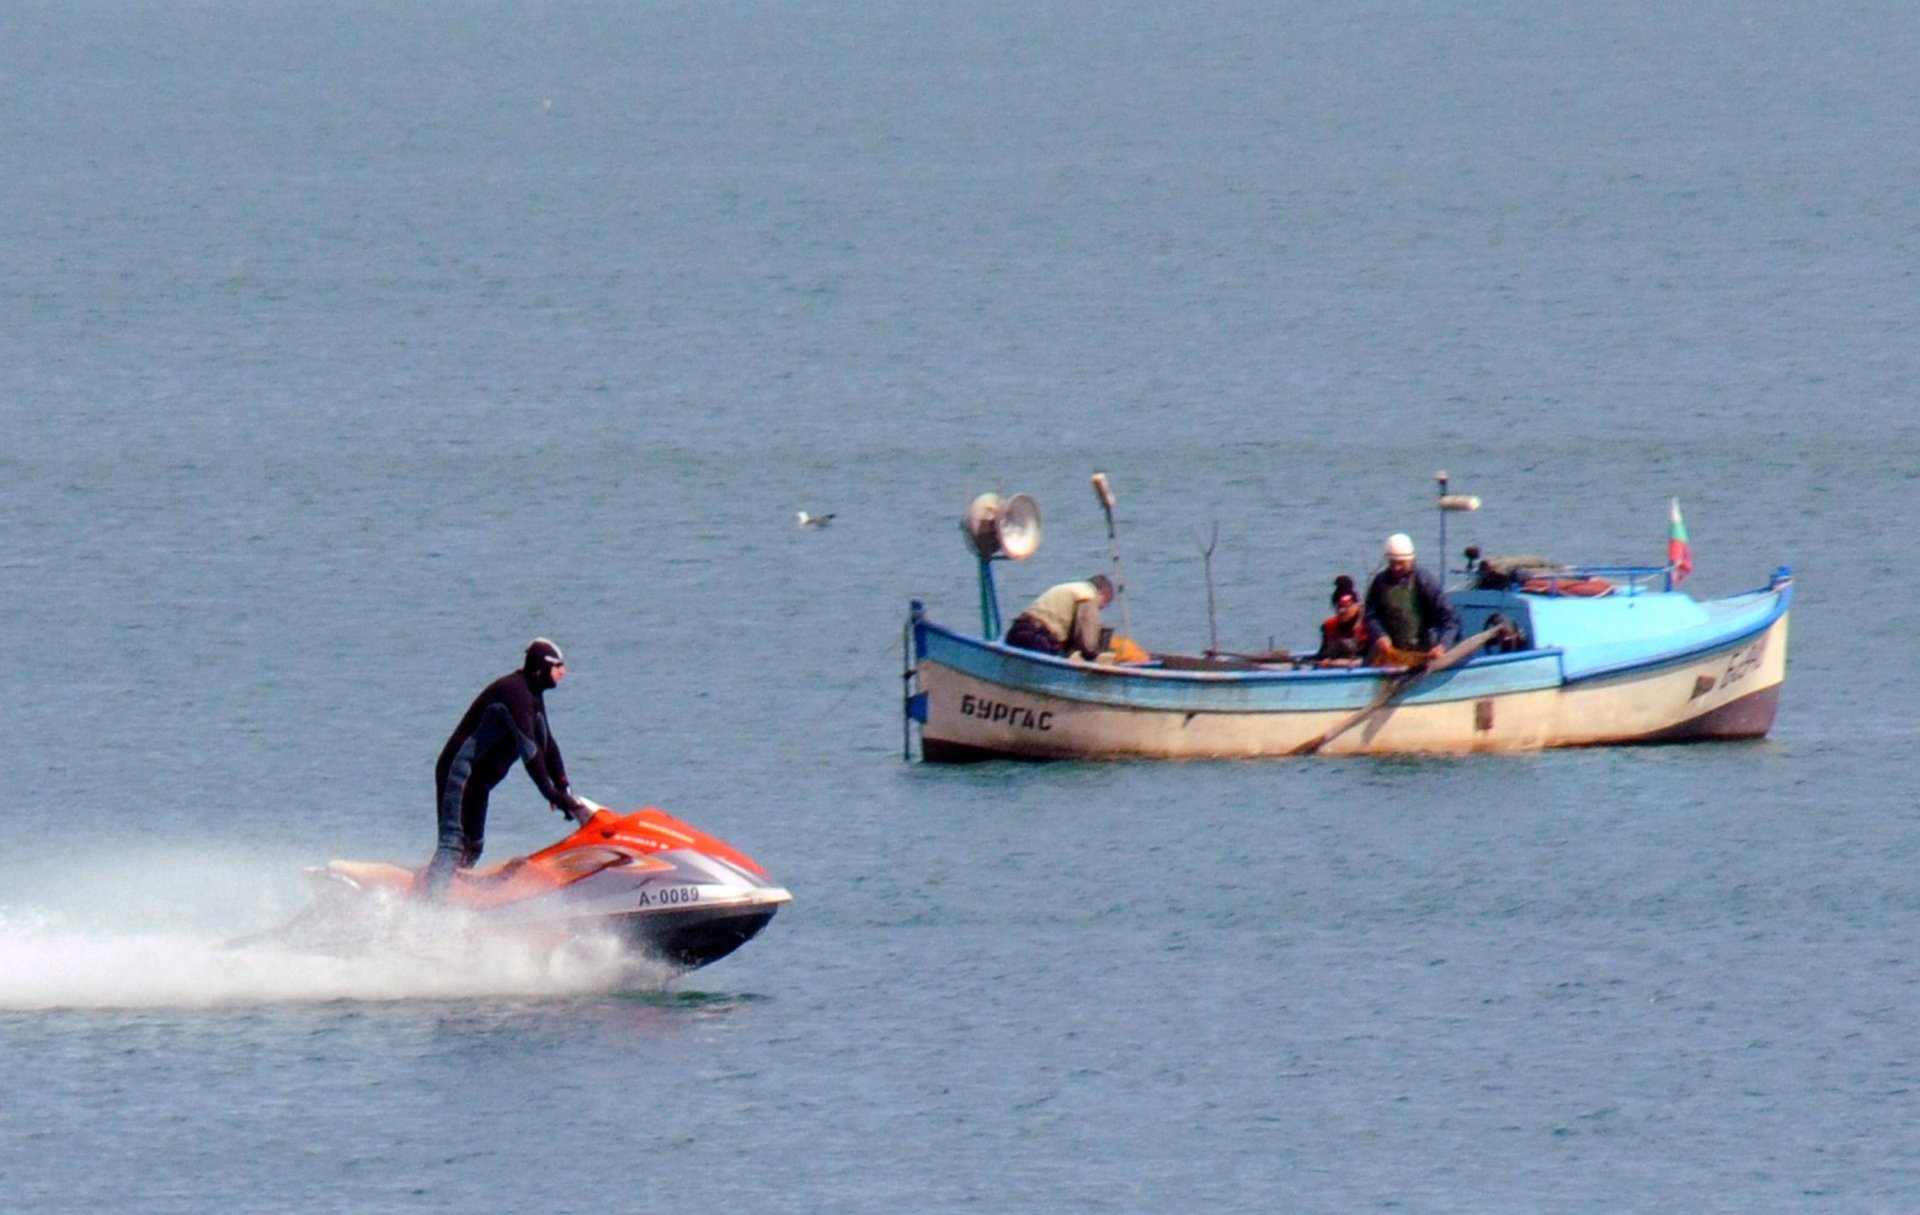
[1451,592,1533,652]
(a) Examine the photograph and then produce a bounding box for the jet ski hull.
[595,904,782,969]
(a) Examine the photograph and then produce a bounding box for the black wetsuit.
[425,663,580,893]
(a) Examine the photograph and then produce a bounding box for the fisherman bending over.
[425,638,588,897]
[1006,575,1115,659]
[1364,534,1458,665]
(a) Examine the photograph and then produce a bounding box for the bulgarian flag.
[1667,498,1693,585]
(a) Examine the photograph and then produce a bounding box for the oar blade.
[1287,627,1500,756]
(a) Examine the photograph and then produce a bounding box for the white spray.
[0,848,670,1010]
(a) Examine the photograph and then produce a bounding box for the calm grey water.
[2,1,1916,1210]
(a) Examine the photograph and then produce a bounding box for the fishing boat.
[901,479,1790,762]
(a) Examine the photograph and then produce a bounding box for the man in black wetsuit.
[424,638,589,896]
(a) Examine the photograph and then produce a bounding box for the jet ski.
[285,802,790,971]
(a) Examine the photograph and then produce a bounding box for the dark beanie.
[523,638,564,689]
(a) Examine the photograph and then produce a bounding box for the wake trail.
[0,849,668,1010]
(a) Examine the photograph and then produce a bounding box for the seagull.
[796,511,836,529]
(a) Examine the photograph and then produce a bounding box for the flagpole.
[1666,497,1692,591]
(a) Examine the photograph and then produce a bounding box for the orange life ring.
[1521,576,1613,597]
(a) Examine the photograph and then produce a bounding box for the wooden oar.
[1288,627,1501,756]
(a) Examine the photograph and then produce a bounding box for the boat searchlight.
[961,492,1042,561]
[961,492,1042,637]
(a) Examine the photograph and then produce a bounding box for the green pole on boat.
[977,555,1001,639]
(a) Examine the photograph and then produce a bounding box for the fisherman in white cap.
[1363,533,1458,665]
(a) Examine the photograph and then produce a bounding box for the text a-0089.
[633,886,701,908]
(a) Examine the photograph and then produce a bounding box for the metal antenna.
[1198,521,1220,655]
[1090,472,1133,639]
[1435,470,1481,580]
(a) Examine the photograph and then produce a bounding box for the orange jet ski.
[302,803,791,971]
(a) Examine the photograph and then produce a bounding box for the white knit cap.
[1384,533,1416,559]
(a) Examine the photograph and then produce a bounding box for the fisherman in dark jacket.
[1364,533,1458,665]
[424,638,589,896]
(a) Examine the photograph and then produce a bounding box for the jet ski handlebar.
[566,796,607,826]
